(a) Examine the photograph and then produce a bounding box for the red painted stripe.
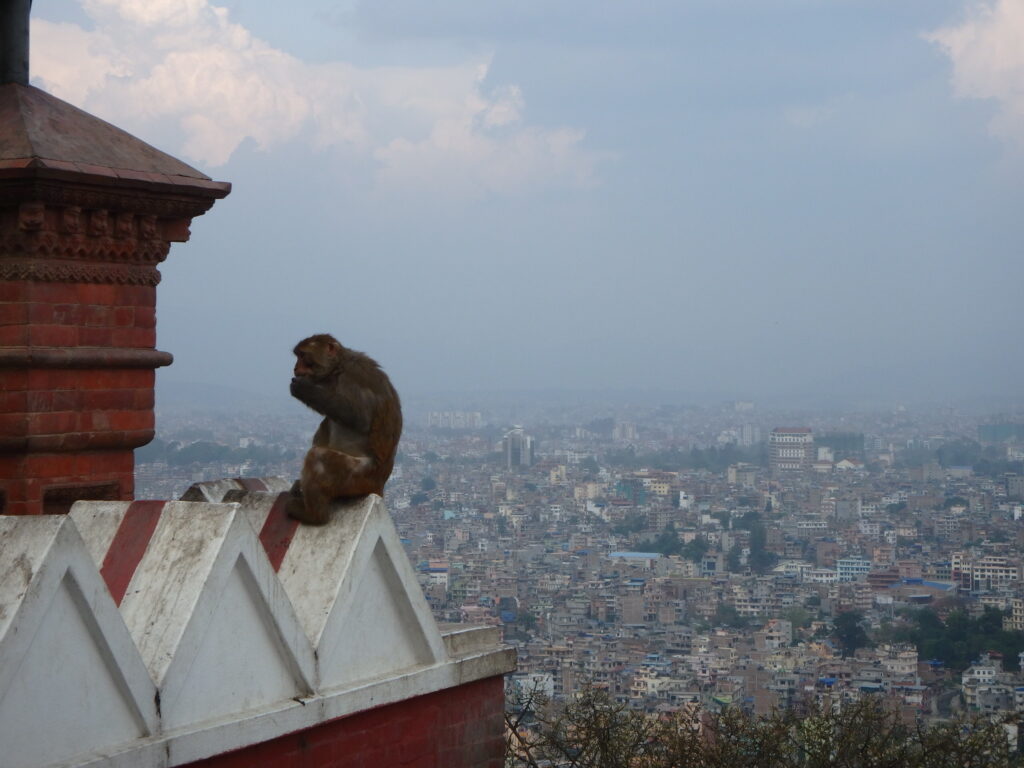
[237,477,268,492]
[100,500,166,606]
[259,492,300,572]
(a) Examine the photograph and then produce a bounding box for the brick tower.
[0,3,229,514]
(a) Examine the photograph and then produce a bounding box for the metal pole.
[0,0,32,85]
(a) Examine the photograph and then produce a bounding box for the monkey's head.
[293,334,342,381]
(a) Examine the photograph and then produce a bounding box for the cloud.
[927,0,1024,147]
[31,0,595,194]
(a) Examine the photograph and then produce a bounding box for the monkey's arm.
[291,377,374,432]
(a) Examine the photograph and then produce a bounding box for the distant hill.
[155,379,302,414]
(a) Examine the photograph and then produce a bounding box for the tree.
[782,606,812,629]
[748,522,777,574]
[649,524,684,557]
[420,476,437,491]
[833,611,871,657]
[506,685,1022,768]
[714,603,746,629]
[612,513,646,535]
[726,545,742,573]
[893,606,1024,671]
[679,535,708,562]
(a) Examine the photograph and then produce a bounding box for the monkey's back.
[346,350,402,488]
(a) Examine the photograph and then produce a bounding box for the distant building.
[1007,474,1024,500]
[739,423,761,446]
[427,411,483,429]
[769,427,814,474]
[503,426,534,469]
[836,557,872,582]
[727,463,758,488]
[612,422,638,441]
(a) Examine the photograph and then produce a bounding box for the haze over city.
[30,0,1024,407]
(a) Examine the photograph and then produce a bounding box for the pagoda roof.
[0,83,228,194]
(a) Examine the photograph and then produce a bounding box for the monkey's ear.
[324,338,341,356]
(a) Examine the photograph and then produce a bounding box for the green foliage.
[782,606,812,629]
[833,611,872,657]
[612,513,646,536]
[735,510,761,530]
[747,521,777,574]
[726,546,742,573]
[714,603,746,629]
[679,535,708,562]
[506,687,1022,768]
[410,492,430,506]
[648,524,685,557]
[893,607,1024,671]
[420,476,437,491]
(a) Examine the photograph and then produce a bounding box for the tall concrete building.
[504,426,534,469]
[769,427,814,475]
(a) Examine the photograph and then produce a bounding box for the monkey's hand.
[291,376,372,432]
[290,376,318,403]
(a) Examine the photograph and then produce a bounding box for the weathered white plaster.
[95,501,315,730]
[440,623,503,656]
[230,489,280,531]
[0,515,158,768]
[68,501,128,567]
[0,498,514,768]
[275,495,449,688]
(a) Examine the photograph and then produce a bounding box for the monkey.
[285,334,402,524]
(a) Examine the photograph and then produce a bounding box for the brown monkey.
[286,334,402,524]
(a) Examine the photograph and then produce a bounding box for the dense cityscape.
[136,395,1024,728]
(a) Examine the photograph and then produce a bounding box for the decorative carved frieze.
[0,258,161,285]
[0,198,181,283]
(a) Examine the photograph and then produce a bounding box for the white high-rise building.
[769,427,813,474]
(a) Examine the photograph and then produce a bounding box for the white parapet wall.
[0,495,515,768]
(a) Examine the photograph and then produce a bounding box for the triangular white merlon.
[275,495,448,689]
[0,516,157,768]
[71,500,317,732]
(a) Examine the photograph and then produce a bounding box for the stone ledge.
[440,624,503,657]
[0,347,173,369]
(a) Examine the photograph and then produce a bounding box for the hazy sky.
[30,0,1024,405]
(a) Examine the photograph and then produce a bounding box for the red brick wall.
[0,279,159,514]
[0,282,156,349]
[183,675,506,768]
